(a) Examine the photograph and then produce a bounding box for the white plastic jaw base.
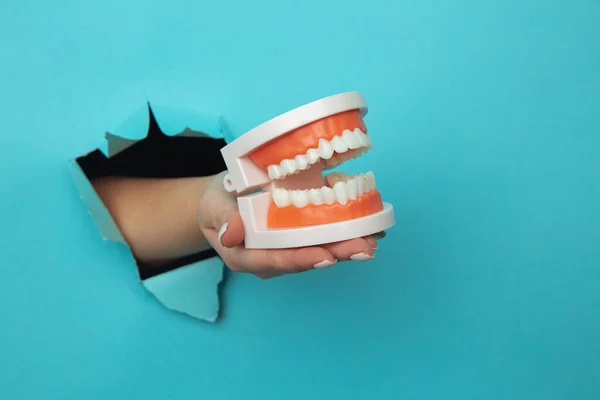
[237,192,395,249]
[223,173,235,193]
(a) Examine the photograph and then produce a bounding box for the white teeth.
[265,128,370,180]
[318,138,334,159]
[267,155,312,179]
[272,188,290,207]
[357,173,365,196]
[306,148,320,164]
[268,165,282,180]
[333,181,348,205]
[290,190,310,208]
[281,159,297,175]
[324,147,369,169]
[321,186,336,205]
[342,129,362,149]
[331,135,348,153]
[270,172,377,208]
[355,128,371,147]
[365,171,375,191]
[346,179,357,201]
[294,154,309,171]
[308,188,324,205]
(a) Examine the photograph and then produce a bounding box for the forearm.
[92,175,214,264]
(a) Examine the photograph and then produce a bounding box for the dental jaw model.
[221,92,395,249]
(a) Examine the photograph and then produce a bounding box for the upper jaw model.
[220,91,395,249]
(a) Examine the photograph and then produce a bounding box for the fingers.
[235,246,336,275]
[203,224,336,276]
[363,235,378,249]
[216,211,245,248]
[198,173,245,247]
[323,237,377,262]
[374,231,387,240]
[199,187,237,230]
[228,235,381,278]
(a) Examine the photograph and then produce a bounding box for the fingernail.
[217,222,228,246]
[350,253,374,261]
[313,259,337,269]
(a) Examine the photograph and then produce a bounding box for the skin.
[92,171,385,279]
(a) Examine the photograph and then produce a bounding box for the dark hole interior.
[77,104,227,279]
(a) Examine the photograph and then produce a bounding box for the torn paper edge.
[70,102,227,322]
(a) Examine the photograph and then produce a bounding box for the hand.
[198,171,384,279]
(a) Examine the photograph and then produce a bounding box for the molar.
[290,190,310,208]
[272,188,290,207]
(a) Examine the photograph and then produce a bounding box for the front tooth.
[357,174,365,196]
[306,148,320,164]
[331,135,348,153]
[272,188,290,207]
[363,172,375,192]
[268,165,282,180]
[295,154,309,171]
[308,188,324,205]
[321,186,336,205]
[346,179,358,201]
[361,173,370,192]
[318,138,334,159]
[281,159,297,175]
[366,171,376,189]
[290,190,309,208]
[333,181,348,206]
[343,129,362,149]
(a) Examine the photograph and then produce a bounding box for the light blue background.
[1,0,599,398]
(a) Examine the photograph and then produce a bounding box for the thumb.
[199,173,245,248]
[214,210,244,248]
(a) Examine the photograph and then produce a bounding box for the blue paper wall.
[1,0,599,399]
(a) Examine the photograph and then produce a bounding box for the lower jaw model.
[220,91,395,249]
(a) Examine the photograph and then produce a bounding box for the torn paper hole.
[70,103,230,322]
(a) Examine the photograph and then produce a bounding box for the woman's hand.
[93,171,384,279]
[199,172,383,279]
